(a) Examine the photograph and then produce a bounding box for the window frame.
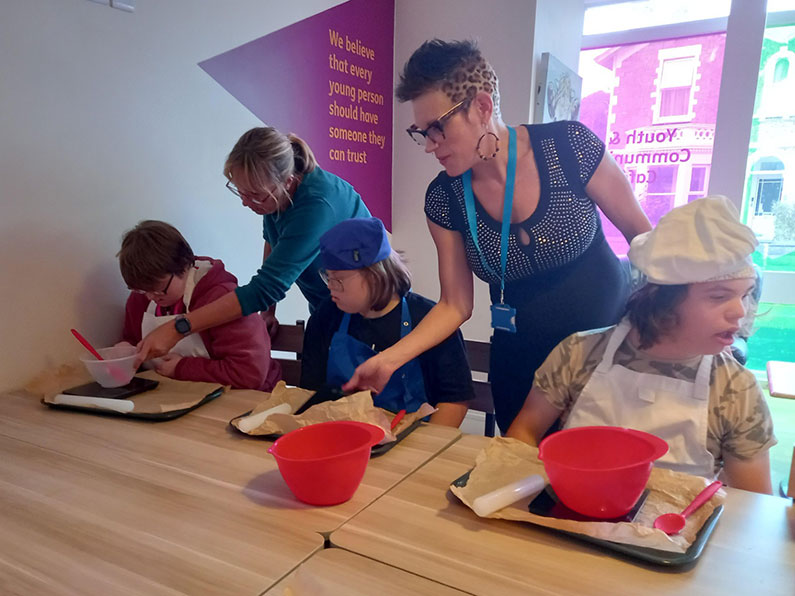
[652,45,701,124]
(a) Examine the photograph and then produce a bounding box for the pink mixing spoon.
[70,328,129,384]
[653,480,723,535]
[71,329,104,360]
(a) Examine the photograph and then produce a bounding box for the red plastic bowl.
[538,426,669,519]
[268,421,385,506]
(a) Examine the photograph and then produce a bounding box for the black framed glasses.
[130,273,174,297]
[406,99,471,146]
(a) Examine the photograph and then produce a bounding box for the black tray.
[451,470,723,567]
[229,409,423,457]
[63,376,160,400]
[529,484,650,524]
[43,387,224,421]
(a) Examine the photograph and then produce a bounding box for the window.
[645,165,677,220]
[654,46,700,123]
[755,177,783,215]
[744,24,795,244]
[760,45,795,117]
[583,0,730,36]
[774,57,789,81]
[659,58,694,117]
[688,165,708,201]
[579,33,724,254]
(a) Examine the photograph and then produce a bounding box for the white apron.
[141,262,211,359]
[564,318,715,478]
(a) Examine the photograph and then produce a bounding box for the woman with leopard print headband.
[342,39,650,433]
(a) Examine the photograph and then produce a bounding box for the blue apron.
[326,298,427,413]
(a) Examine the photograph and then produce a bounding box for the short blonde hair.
[223,127,317,211]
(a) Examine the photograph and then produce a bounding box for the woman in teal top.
[135,127,370,364]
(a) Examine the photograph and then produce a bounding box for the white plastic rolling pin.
[237,402,292,433]
[472,474,546,517]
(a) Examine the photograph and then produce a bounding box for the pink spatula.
[653,480,723,535]
[70,329,129,384]
[70,328,104,361]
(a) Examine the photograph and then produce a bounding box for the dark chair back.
[464,339,497,437]
[271,321,305,386]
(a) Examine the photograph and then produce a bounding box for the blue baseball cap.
[319,217,391,271]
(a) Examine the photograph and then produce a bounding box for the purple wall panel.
[199,0,395,228]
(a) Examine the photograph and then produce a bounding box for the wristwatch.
[174,315,192,337]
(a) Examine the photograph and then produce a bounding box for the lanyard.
[462,126,517,302]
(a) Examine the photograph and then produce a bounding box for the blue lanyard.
[462,126,517,301]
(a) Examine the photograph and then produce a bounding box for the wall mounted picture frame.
[535,52,582,123]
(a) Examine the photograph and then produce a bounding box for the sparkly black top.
[424,120,606,285]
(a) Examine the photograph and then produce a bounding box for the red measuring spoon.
[71,329,104,360]
[653,480,723,535]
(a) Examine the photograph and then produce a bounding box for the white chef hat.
[628,196,758,285]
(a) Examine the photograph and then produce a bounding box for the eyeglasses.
[130,273,174,297]
[225,180,278,205]
[406,99,470,146]
[319,270,358,293]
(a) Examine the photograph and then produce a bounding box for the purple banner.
[199,0,395,229]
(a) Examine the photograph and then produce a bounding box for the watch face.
[175,317,191,334]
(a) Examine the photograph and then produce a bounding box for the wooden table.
[331,434,795,596]
[0,387,460,594]
[264,548,468,595]
[194,390,462,534]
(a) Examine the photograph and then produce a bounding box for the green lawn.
[752,246,795,271]
[746,302,795,371]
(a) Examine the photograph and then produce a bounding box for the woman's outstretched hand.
[342,352,399,395]
[135,323,181,368]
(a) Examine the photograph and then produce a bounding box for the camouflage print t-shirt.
[534,326,777,471]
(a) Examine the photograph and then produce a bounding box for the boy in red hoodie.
[117,220,281,391]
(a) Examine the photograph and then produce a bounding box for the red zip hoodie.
[122,257,281,391]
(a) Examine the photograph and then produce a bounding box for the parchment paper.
[450,437,725,553]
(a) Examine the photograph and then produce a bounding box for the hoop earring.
[476,132,500,160]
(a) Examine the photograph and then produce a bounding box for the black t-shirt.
[424,120,606,285]
[300,292,474,406]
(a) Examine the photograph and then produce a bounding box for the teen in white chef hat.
[507,196,776,493]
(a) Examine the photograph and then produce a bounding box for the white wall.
[391,0,584,341]
[531,0,586,123]
[0,0,344,390]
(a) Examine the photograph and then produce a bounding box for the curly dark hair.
[625,283,690,349]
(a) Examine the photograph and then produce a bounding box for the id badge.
[491,303,517,333]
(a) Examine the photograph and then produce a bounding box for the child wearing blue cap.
[300,217,473,426]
